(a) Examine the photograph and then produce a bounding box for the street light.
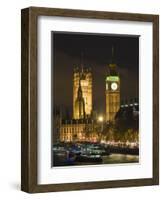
[98,116,104,142]
[98,116,103,122]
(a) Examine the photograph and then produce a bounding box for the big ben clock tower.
[106,47,120,122]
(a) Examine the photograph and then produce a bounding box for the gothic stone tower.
[106,48,120,122]
[73,67,92,119]
[74,79,85,119]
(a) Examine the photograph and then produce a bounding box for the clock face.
[111,82,118,91]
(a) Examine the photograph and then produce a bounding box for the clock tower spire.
[111,45,114,63]
[105,47,120,122]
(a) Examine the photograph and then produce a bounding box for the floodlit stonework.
[73,67,92,119]
[105,49,120,122]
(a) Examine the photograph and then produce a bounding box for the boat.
[53,149,76,166]
[75,153,102,163]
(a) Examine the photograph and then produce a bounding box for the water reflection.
[102,153,139,164]
[53,142,139,166]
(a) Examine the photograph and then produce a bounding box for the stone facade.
[105,64,120,121]
[73,67,92,119]
[59,119,98,142]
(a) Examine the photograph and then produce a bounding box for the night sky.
[52,32,139,116]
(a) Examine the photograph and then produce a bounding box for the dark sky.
[52,32,139,116]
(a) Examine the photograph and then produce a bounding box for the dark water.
[102,153,139,164]
[53,153,139,167]
[75,154,139,166]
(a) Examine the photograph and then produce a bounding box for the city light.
[98,116,103,122]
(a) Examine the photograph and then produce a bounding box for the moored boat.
[75,154,102,163]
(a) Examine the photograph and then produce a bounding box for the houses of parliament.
[54,49,121,142]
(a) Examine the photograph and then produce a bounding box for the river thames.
[73,153,139,166]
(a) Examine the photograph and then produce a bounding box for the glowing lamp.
[98,116,103,122]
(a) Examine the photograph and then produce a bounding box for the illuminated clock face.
[111,82,118,91]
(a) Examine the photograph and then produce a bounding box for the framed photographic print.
[21,7,159,193]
